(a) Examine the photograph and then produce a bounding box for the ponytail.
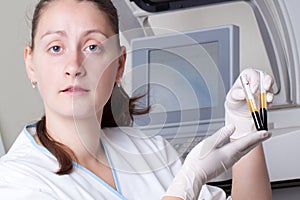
[36,116,76,175]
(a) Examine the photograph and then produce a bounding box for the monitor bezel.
[131,25,239,127]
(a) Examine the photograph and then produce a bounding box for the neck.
[44,111,105,163]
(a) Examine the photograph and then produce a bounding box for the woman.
[0,0,272,199]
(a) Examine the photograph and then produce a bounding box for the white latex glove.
[163,125,271,200]
[225,68,273,139]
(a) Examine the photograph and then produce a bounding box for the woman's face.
[25,0,125,120]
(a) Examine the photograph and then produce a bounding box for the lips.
[60,86,89,93]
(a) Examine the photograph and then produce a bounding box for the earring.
[31,81,37,89]
[116,82,121,88]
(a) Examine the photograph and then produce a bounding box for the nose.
[64,51,86,78]
[65,70,84,77]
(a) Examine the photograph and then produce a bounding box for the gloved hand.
[163,125,271,200]
[225,69,273,139]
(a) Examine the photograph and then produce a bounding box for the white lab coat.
[0,124,229,200]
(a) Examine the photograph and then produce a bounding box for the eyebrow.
[40,30,67,40]
[40,29,109,40]
[82,29,109,39]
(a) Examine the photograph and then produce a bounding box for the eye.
[86,44,102,53]
[49,45,62,53]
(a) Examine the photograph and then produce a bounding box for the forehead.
[35,0,115,38]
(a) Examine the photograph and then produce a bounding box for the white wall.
[0,0,43,152]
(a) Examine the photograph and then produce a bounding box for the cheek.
[36,73,59,104]
[33,60,61,102]
[33,55,60,84]
[93,63,119,107]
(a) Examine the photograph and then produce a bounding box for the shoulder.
[1,124,54,161]
[0,124,58,179]
[0,126,35,167]
[0,125,61,196]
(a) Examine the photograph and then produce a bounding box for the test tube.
[240,75,264,131]
[259,71,268,130]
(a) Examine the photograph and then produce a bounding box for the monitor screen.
[149,42,219,113]
[130,25,239,137]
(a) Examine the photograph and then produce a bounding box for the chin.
[59,107,97,120]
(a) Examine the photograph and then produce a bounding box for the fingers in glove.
[195,125,235,158]
[266,92,274,103]
[240,69,260,92]
[231,130,271,155]
[230,88,246,101]
[262,73,274,104]
[229,69,261,102]
[214,124,236,148]
[263,74,274,91]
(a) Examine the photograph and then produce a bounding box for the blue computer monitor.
[131,25,239,137]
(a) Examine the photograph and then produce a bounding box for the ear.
[116,46,126,83]
[24,46,36,83]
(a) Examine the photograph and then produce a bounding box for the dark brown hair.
[31,0,150,174]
